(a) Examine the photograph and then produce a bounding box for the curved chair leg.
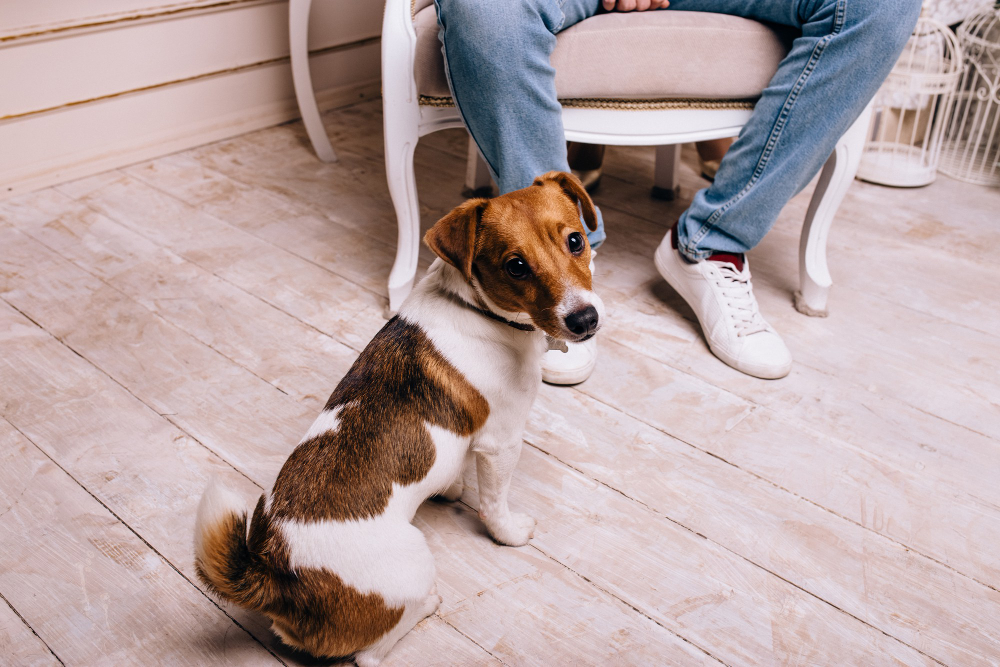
[290,0,337,163]
[463,133,494,197]
[652,144,681,201]
[385,130,421,316]
[382,0,423,316]
[794,103,872,317]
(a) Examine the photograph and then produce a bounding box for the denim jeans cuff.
[586,206,607,249]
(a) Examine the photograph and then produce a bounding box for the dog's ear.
[533,170,598,232]
[424,198,489,281]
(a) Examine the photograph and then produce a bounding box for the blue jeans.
[433,0,920,257]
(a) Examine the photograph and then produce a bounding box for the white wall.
[0,0,384,198]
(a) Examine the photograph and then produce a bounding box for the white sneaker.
[542,249,598,385]
[654,231,792,380]
[542,337,597,385]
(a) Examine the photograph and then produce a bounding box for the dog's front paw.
[485,512,536,547]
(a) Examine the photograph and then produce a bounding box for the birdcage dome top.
[923,0,995,27]
[957,4,1000,51]
[939,2,1000,185]
[881,15,963,98]
[956,5,999,104]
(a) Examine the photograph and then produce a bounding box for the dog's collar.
[442,289,536,332]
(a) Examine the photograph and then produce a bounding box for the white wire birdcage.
[857,11,963,187]
[925,0,993,26]
[940,4,1000,186]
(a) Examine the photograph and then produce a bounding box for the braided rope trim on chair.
[418,95,758,110]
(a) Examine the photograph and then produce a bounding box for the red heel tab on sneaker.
[707,253,744,272]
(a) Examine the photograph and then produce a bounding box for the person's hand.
[602,0,670,11]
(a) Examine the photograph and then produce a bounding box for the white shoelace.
[712,262,768,337]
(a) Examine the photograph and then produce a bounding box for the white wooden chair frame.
[290,0,337,164]
[367,0,870,315]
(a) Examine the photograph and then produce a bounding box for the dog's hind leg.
[353,593,441,667]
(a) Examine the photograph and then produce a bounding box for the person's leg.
[433,0,606,247]
[666,0,922,258]
[567,141,606,192]
[434,0,606,387]
[695,137,734,181]
[655,0,920,379]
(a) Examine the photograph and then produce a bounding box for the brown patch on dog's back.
[269,315,489,523]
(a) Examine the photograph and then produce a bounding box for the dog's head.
[425,171,603,342]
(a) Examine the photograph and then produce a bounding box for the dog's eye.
[504,257,530,280]
[567,232,585,255]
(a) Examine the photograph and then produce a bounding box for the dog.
[193,171,604,665]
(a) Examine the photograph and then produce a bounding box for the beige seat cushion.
[414,8,790,104]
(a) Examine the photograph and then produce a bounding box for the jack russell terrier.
[194,171,604,665]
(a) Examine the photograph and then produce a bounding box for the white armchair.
[380,0,871,315]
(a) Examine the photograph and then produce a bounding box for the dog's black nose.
[565,305,599,336]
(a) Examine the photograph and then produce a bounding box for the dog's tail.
[194,479,276,611]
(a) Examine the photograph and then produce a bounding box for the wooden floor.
[2,100,999,666]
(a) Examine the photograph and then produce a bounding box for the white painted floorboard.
[1,99,999,665]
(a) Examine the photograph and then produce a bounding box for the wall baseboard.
[1,43,381,200]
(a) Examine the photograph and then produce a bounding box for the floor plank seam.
[793,356,999,444]
[4,188,398,409]
[566,383,1000,597]
[528,543,729,666]
[0,293,264,492]
[124,160,402,297]
[601,300,999,452]
[598,320,1000,479]
[538,520,945,666]
[905,397,999,445]
[3,218,308,399]
[67,171,393,304]
[518,439,956,663]
[2,417,288,666]
[862,288,999,342]
[451,498,730,666]
[0,590,65,666]
[6,198,377,379]
[171,143,404,253]
[434,615,510,666]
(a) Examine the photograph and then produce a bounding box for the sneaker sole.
[541,354,597,386]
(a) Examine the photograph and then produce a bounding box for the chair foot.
[793,290,829,318]
[652,144,681,201]
[650,185,678,201]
